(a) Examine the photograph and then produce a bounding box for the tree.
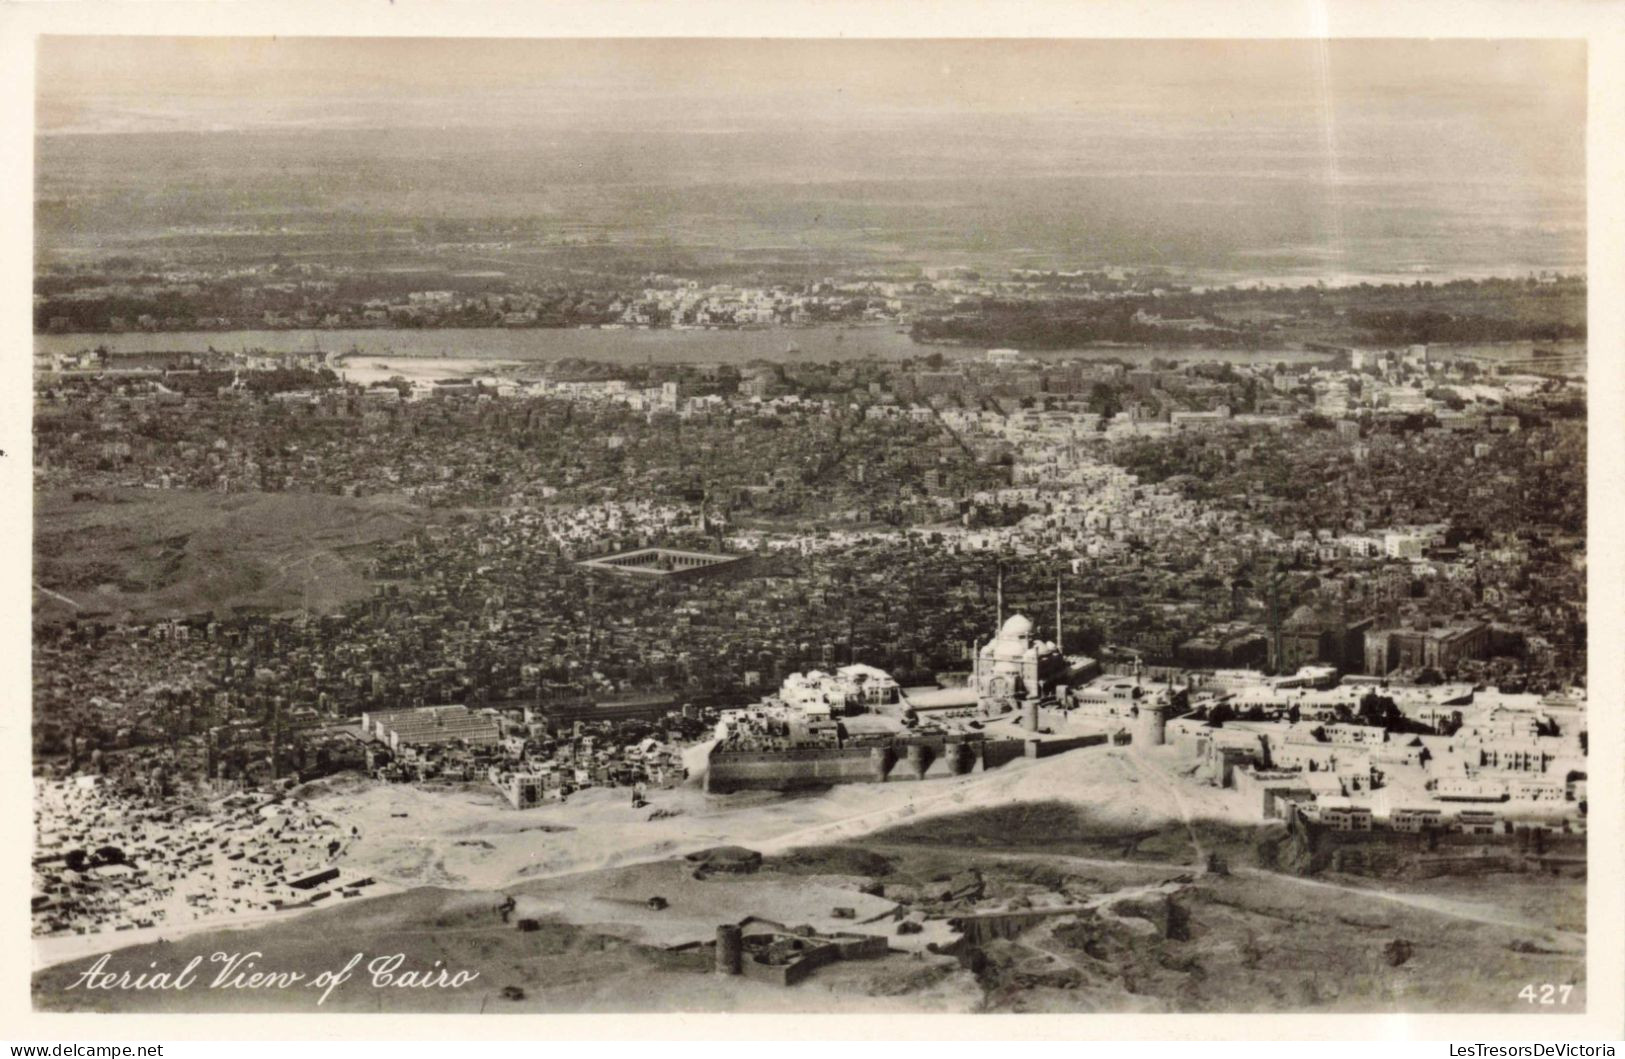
[1086,383,1122,420]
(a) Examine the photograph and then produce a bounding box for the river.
[36,326,926,367]
[33,326,1339,370]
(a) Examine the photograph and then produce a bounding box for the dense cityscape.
[28,34,1593,1020]
[34,309,1587,965]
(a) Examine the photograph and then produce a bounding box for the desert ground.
[296,743,1243,893]
[34,743,1585,1013]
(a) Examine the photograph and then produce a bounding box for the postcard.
[4,0,1622,1043]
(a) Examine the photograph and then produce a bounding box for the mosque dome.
[998,614,1034,640]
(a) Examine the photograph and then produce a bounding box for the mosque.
[974,613,1069,716]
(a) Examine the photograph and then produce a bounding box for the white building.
[779,665,900,718]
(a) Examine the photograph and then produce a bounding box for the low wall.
[741,943,841,987]
[738,933,889,987]
[1029,733,1108,759]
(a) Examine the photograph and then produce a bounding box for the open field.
[33,488,431,623]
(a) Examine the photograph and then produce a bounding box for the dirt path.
[867,842,1177,875]
[33,582,82,610]
[1124,748,1205,867]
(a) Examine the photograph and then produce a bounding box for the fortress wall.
[705,736,1041,793]
[981,739,1027,770]
[890,741,935,781]
[705,746,884,793]
[1030,733,1108,758]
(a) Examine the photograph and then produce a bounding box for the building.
[1389,807,1447,833]
[778,665,899,718]
[492,769,546,809]
[830,664,901,708]
[974,614,1067,714]
[361,705,502,751]
[1364,621,1491,676]
[1071,673,1174,724]
[1273,606,1372,674]
[1383,531,1428,560]
[1178,622,1268,668]
[1320,805,1375,831]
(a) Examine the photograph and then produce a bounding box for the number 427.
[1519,983,1574,1005]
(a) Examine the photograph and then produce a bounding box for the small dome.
[998,614,1033,640]
[1284,604,1322,629]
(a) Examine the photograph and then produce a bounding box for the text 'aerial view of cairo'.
[30,38,1587,1014]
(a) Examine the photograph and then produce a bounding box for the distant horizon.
[34,37,1587,284]
[35,37,1585,133]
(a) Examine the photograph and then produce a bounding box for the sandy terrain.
[306,742,1249,895]
[34,741,1196,969]
[34,819,1584,1014]
[509,860,898,948]
[50,740,1571,983]
[33,741,1585,1013]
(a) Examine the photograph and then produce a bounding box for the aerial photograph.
[29,37,1587,1015]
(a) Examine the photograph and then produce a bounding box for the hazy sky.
[33,38,1587,278]
[37,37,1584,136]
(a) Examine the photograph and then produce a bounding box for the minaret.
[586,579,596,663]
[1054,573,1063,653]
[269,696,283,781]
[996,562,1004,631]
